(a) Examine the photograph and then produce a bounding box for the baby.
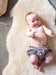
[25,12,55,72]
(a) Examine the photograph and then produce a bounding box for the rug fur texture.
[3,0,56,75]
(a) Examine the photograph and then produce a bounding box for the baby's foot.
[34,63,39,70]
[38,62,43,72]
[38,65,42,72]
[34,63,42,72]
[34,62,44,72]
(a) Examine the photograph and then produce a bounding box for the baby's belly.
[29,38,46,47]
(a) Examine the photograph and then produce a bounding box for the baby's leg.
[38,52,53,71]
[30,55,39,69]
[44,52,53,64]
[30,55,38,65]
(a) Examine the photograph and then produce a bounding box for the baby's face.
[27,14,41,28]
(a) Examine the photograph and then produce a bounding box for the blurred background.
[0,0,56,75]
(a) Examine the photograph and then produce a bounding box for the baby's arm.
[26,28,35,37]
[43,25,55,37]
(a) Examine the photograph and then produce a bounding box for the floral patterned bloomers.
[27,46,52,60]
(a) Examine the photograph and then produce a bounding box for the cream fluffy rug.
[3,0,56,75]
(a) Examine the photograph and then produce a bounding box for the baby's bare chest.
[32,27,44,35]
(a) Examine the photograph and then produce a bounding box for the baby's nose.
[35,21,37,23]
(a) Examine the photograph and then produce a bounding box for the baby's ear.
[27,23,29,25]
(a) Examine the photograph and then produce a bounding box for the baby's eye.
[36,19,39,21]
[32,20,35,22]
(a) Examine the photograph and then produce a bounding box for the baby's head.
[25,12,41,28]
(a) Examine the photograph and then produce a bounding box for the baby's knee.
[45,55,53,64]
[30,55,38,65]
[49,56,53,61]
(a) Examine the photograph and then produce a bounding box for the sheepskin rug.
[3,0,56,75]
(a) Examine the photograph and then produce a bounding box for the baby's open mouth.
[34,24,38,26]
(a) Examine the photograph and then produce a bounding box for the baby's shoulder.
[39,25,46,30]
[40,25,46,28]
[41,25,45,27]
[39,25,43,28]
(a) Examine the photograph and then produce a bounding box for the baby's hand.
[50,32,55,37]
[31,32,35,37]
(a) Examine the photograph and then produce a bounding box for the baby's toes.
[34,64,39,69]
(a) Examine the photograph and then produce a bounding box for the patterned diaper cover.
[27,45,52,60]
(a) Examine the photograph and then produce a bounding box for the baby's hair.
[25,12,38,22]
